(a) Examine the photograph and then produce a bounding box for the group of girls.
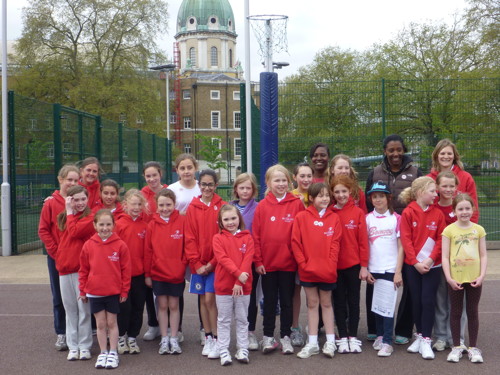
[38,135,487,368]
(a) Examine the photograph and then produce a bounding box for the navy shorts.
[300,281,337,291]
[152,280,185,297]
[89,294,120,314]
[189,272,215,295]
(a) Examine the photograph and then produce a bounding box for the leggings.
[333,264,361,338]
[448,283,482,347]
[247,266,260,332]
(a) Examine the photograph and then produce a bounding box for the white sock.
[308,335,318,345]
[326,334,335,343]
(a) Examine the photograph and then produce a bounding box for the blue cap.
[367,181,391,196]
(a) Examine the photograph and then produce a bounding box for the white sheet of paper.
[416,237,435,263]
[371,279,398,318]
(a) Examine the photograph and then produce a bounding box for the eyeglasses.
[200,183,215,188]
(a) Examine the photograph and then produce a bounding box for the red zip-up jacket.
[144,210,187,283]
[56,213,95,275]
[185,194,227,273]
[79,233,131,298]
[253,192,305,272]
[38,190,65,259]
[330,198,369,270]
[79,180,101,209]
[141,185,168,217]
[92,202,125,221]
[213,229,255,295]
[428,165,479,223]
[292,205,342,283]
[400,201,446,266]
[114,214,147,277]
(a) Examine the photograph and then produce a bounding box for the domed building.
[171,0,245,183]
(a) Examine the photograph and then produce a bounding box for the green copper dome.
[176,0,236,36]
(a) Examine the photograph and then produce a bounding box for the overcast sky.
[6,0,468,79]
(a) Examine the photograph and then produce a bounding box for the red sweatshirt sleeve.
[237,236,255,287]
[330,217,342,263]
[78,244,90,297]
[38,202,58,258]
[465,175,480,223]
[291,216,306,268]
[358,189,368,214]
[213,235,242,280]
[120,242,132,298]
[400,211,418,265]
[184,208,202,272]
[67,213,95,240]
[357,210,369,267]
[429,211,446,264]
[252,205,263,268]
[143,223,154,277]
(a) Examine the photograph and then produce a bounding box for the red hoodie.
[92,202,125,221]
[141,185,168,216]
[253,192,305,272]
[400,201,446,266]
[79,233,131,298]
[144,210,187,283]
[330,198,369,270]
[56,213,95,275]
[185,194,227,273]
[427,165,479,223]
[213,229,255,295]
[38,190,65,259]
[79,180,101,209]
[292,206,342,283]
[114,214,147,277]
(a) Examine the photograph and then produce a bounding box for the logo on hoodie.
[426,221,437,231]
[171,230,183,240]
[239,243,247,254]
[345,219,357,230]
[108,252,119,262]
[324,227,334,237]
[282,214,294,223]
[137,230,146,239]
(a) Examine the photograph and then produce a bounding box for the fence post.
[95,115,102,161]
[166,138,172,183]
[137,130,142,187]
[152,134,157,162]
[118,122,124,187]
[381,78,386,139]
[78,113,84,160]
[8,91,17,254]
[240,83,247,173]
[53,104,63,184]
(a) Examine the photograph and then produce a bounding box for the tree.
[195,134,229,171]
[13,0,169,135]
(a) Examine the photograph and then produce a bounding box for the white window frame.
[189,47,196,67]
[210,90,220,100]
[211,138,222,158]
[184,143,192,154]
[211,111,221,129]
[233,91,240,100]
[210,46,218,66]
[233,111,241,129]
[183,90,191,100]
[234,138,241,158]
[183,116,192,129]
[47,142,54,159]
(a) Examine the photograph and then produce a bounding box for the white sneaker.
[67,349,79,361]
[407,333,422,353]
[432,339,447,352]
[235,348,249,363]
[208,339,220,359]
[291,327,305,347]
[127,337,140,354]
[220,349,232,366]
[378,343,394,357]
[159,337,170,355]
[447,346,463,362]
[349,337,362,353]
[322,341,336,358]
[95,353,107,368]
[55,334,68,351]
[336,337,350,353]
[169,337,182,354]
[420,337,435,359]
[261,336,279,354]
[468,347,483,363]
[297,342,320,358]
[79,349,91,360]
[373,336,383,351]
[202,336,213,356]
[143,326,160,341]
[105,352,119,369]
[117,336,129,354]
[280,336,294,354]
[248,333,259,351]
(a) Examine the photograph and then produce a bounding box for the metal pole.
[265,20,273,73]
[1,0,12,256]
[244,0,252,173]
[165,71,170,140]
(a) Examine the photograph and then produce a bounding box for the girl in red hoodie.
[330,175,369,354]
[92,179,124,219]
[185,169,227,358]
[399,176,446,360]
[213,204,255,365]
[114,189,148,355]
[144,189,187,356]
[79,209,131,369]
[292,183,341,359]
[253,164,305,355]
[78,157,102,209]
[56,185,95,362]
[38,164,80,351]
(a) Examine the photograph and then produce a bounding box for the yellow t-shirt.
[442,223,486,284]
[291,188,309,207]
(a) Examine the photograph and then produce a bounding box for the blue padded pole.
[259,72,279,198]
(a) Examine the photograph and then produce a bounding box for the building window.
[233,111,241,129]
[211,138,222,157]
[47,142,54,159]
[233,91,240,100]
[234,138,241,157]
[63,143,73,153]
[136,116,144,125]
[211,46,218,66]
[229,49,233,68]
[210,90,220,100]
[183,90,191,99]
[170,113,176,125]
[211,111,220,129]
[189,47,196,67]
[183,117,192,129]
[29,119,37,130]
[184,143,192,154]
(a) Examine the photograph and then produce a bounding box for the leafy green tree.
[13,0,169,135]
[195,134,229,171]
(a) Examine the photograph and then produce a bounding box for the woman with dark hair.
[309,143,331,183]
[365,134,423,345]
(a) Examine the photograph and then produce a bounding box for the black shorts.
[152,280,185,297]
[300,281,337,291]
[89,295,120,314]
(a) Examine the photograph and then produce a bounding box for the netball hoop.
[248,14,288,72]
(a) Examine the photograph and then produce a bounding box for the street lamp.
[272,61,289,71]
[149,63,176,140]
